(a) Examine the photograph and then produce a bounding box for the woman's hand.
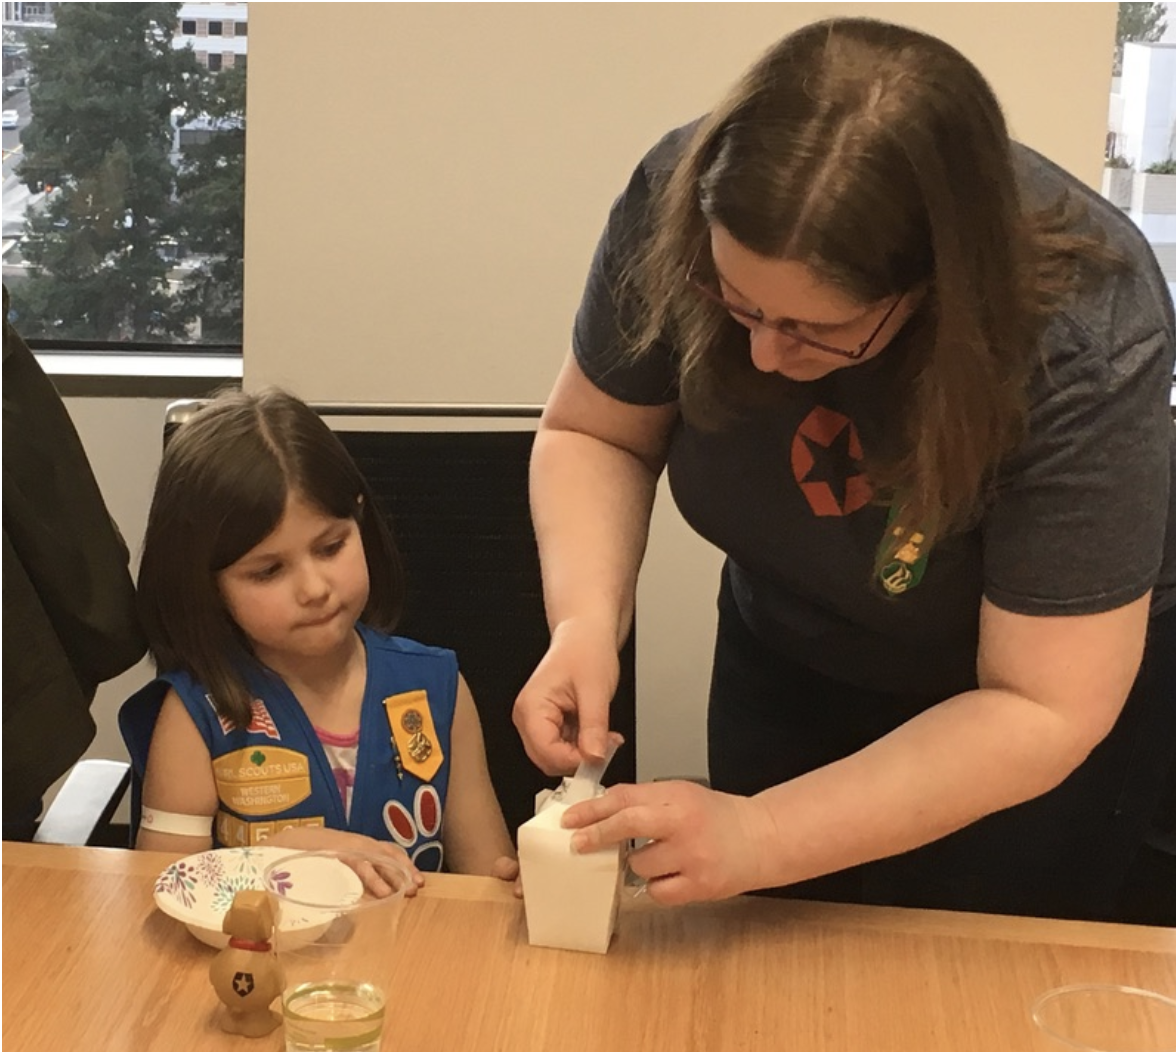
[512,617,624,775]
[560,781,777,906]
[264,827,425,897]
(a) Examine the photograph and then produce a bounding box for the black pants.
[707,569,1176,922]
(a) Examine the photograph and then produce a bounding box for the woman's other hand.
[560,780,776,905]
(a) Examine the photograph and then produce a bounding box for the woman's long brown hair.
[624,18,1117,566]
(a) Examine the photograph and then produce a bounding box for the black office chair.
[155,399,638,842]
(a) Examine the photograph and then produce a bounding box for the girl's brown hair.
[137,387,405,727]
[627,18,1113,561]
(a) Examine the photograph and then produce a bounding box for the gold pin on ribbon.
[400,708,434,764]
[383,691,444,781]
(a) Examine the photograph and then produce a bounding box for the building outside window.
[173,4,246,74]
[2,1,247,346]
[3,2,59,25]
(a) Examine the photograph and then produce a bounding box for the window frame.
[5,2,248,378]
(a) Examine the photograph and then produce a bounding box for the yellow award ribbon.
[382,690,444,782]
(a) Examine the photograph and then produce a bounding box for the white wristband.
[140,807,214,837]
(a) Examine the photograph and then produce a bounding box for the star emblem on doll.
[232,971,255,997]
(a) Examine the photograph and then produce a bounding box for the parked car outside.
[2,110,20,130]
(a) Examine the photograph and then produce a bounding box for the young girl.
[124,387,518,885]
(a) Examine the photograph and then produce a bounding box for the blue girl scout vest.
[145,625,456,872]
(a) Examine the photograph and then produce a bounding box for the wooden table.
[4,842,1174,1050]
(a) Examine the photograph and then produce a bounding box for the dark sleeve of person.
[2,288,148,810]
[2,531,100,815]
[981,282,1176,616]
[571,134,686,406]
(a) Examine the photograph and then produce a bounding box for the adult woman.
[512,18,1176,921]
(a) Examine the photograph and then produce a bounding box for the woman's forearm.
[750,687,1101,890]
[530,425,661,648]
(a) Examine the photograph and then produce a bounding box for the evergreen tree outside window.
[5,2,246,346]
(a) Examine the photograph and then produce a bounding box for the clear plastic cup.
[1031,984,1176,1052]
[263,849,414,1052]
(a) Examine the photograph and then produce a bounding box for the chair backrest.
[336,423,637,839]
[119,681,167,845]
[147,401,637,843]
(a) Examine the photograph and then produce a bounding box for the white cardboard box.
[517,782,622,954]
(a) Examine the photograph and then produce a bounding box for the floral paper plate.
[153,846,351,949]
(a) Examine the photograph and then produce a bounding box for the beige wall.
[236,4,1116,785]
[243,2,1116,402]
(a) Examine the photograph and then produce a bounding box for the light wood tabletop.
[3,842,1174,1051]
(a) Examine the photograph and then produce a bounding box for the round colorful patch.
[410,841,444,873]
[414,785,442,838]
[382,799,417,848]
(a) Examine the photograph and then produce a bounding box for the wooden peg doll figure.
[209,889,285,1037]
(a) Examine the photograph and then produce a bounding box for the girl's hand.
[264,827,425,897]
[490,855,523,899]
[560,781,776,905]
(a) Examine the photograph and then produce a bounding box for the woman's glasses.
[686,251,905,361]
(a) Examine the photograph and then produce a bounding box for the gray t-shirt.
[573,125,1176,697]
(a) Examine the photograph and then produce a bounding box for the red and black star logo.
[789,406,872,516]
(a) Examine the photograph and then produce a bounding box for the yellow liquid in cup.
[282,981,386,1052]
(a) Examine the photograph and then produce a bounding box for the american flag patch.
[246,700,281,740]
[211,696,281,740]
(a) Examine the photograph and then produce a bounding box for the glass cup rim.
[1030,983,1176,1052]
[282,979,387,1023]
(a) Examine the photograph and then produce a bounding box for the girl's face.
[217,490,370,667]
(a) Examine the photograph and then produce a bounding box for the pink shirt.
[315,726,359,821]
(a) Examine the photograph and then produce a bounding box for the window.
[235,21,247,37]
[1105,3,1176,303]
[5,2,248,347]
[208,20,222,35]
